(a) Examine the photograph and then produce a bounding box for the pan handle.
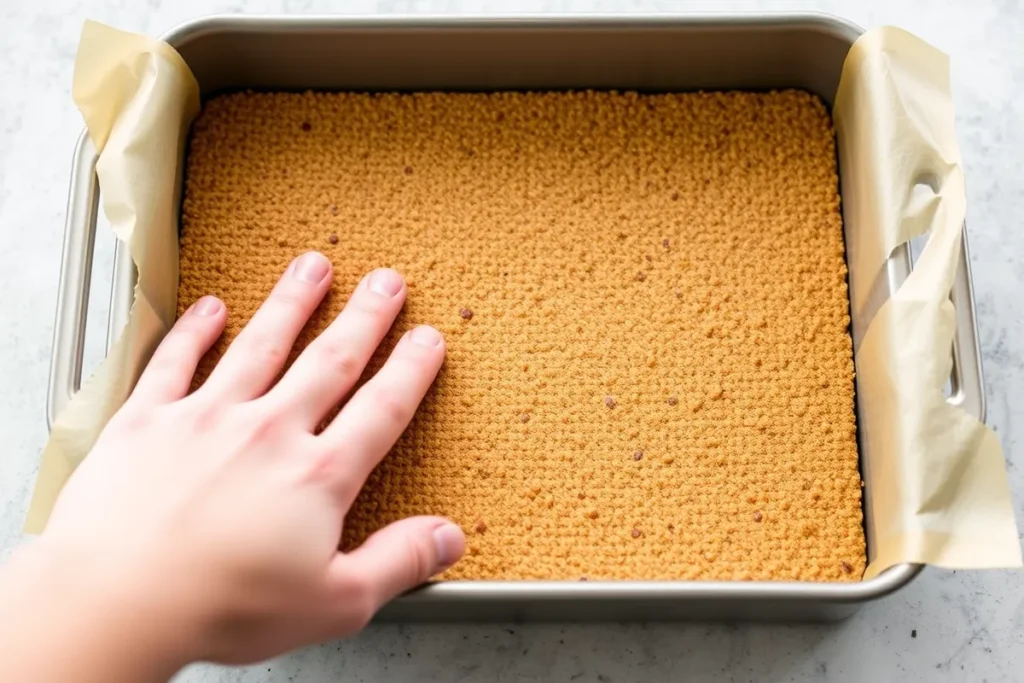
[47,130,100,429]
[949,226,987,423]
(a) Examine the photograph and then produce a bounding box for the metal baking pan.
[49,13,986,622]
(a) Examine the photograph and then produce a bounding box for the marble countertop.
[1,1,1021,681]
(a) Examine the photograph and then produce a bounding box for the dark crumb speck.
[460,307,474,320]
[667,396,678,406]
[520,413,530,423]
[329,205,339,216]
[841,561,854,574]
[662,238,670,248]
[671,191,680,201]
[579,576,588,581]
[496,112,506,122]
[604,395,616,409]
[300,121,312,132]
[474,520,487,534]
[404,166,414,175]
[753,511,763,523]
[645,254,653,263]
[328,233,339,245]
[631,528,642,539]
[911,630,917,638]
[674,289,683,299]
[635,272,646,282]
[633,450,644,461]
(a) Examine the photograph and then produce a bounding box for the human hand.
[33,251,465,670]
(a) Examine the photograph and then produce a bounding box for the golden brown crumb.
[178,89,864,582]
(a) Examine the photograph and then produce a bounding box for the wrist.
[0,539,198,682]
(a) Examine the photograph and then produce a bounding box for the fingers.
[268,268,407,428]
[329,517,465,613]
[127,296,226,407]
[319,325,446,499]
[201,252,332,403]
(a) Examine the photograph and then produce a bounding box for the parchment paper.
[834,27,1022,578]
[24,20,199,532]
[25,20,1022,579]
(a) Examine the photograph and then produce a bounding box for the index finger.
[319,325,446,506]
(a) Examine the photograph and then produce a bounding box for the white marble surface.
[2,0,1022,681]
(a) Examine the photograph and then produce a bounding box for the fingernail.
[409,325,442,347]
[368,268,404,297]
[193,296,222,316]
[293,252,330,283]
[432,523,465,571]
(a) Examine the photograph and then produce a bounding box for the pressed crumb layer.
[178,90,866,582]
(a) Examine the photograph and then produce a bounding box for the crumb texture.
[178,90,865,581]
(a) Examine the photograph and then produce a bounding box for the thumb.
[331,516,465,610]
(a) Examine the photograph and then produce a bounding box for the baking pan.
[48,13,986,622]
